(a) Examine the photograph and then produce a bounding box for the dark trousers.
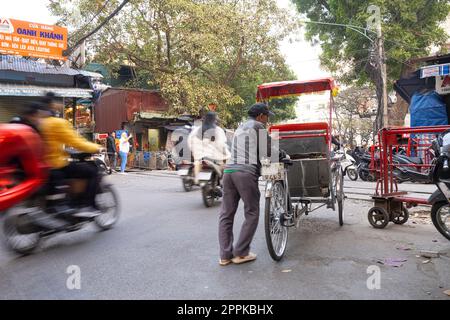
[107,152,117,170]
[50,162,99,207]
[218,171,261,260]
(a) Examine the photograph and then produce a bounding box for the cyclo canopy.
[256,78,338,102]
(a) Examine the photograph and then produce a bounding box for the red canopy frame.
[256,78,338,150]
[256,78,338,102]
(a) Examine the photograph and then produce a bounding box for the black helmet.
[23,101,48,115]
[42,91,56,105]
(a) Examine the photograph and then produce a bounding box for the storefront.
[394,54,450,127]
[0,55,102,136]
[94,87,191,169]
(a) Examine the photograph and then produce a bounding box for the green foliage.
[292,0,450,86]
[50,0,299,128]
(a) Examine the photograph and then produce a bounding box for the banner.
[436,75,450,95]
[0,17,67,60]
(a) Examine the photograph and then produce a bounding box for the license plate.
[198,171,212,181]
[177,169,189,176]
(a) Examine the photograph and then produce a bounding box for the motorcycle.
[356,153,378,182]
[427,132,450,241]
[198,159,223,207]
[177,161,195,192]
[2,152,120,254]
[340,150,358,181]
[391,150,432,184]
[93,152,112,175]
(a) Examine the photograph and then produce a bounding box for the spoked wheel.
[2,204,41,254]
[393,206,409,225]
[94,184,120,230]
[347,168,358,181]
[335,168,344,226]
[431,202,450,241]
[368,206,390,229]
[264,181,288,261]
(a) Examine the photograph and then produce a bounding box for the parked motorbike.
[2,152,120,254]
[177,161,195,192]
[340,150,358,181]
[427,132,450,240]
[356,153,378,182]
[198,159,223,207]
[93,152,112,175]
[392,152,431,183]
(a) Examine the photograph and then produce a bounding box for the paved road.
[0,172,449,300]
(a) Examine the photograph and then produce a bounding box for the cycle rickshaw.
[256,78,344,261]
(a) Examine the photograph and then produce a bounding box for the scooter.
[2,152,120,254]
[198,159,223,207]
[340,151,358,181]
[93,152,112,175]
[391,151,431,184]
[357,153,378,182]
[427,132,450,240]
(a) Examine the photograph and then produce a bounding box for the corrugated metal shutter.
[0,96,33,123]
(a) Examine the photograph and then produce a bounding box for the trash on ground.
[396,245,413,251]
[422,260,431,264]
[420,250,440,259]
[377,258,407,267]
[281,269,292,273]
[444,290,450,296]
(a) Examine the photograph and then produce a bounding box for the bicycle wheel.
[264,181,288,261]
[336,168,344,226]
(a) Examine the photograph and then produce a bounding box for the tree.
[333,86,377,148]
[292,0,450,126]
[50,0,299,128]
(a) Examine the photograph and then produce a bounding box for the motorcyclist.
[187,111,231,184]
[39,92,103,215]
[0,123,47,212]
[9,102,48,133]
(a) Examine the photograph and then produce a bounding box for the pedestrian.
[106,131,117,172]
[218,102,279,266]
[119,131,132,173]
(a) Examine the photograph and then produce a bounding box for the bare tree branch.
[64,0,131,57]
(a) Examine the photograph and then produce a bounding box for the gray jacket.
[225,118,276,177]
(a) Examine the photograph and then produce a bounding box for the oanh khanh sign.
[0,17,67,60]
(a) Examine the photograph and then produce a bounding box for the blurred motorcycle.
[2,151,120,254]
[177,161,195,192]
[198,159,223,207]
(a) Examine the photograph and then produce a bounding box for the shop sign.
[0,17,67,60]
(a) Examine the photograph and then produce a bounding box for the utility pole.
[367,4,388,130]
[377,28,389,129]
